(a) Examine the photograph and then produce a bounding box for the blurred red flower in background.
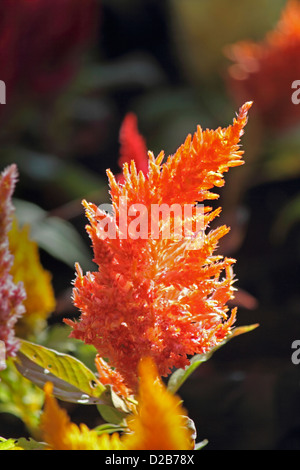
[226,0,300,130]
[0,0,98,102]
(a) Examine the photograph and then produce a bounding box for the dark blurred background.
[1,0,300,450]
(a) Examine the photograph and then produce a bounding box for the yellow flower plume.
[40,357,194,450]
[123,357,194,450]
[8,219,56,337]
[41,381,124,450]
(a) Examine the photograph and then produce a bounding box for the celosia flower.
[226,0,300,130]
[0,341,6,371]
[123,357,194,450]
[8,220,56,338]
[40,357,193,450]
[117,112,148,184]
[41,381,124,450]
[0,165,26,363]
[0,0,97,101]
[65,102,252,393]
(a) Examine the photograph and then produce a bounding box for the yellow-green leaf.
[168,324,258,394]
[0,437,46,450]
[0,437,20,450]
[15,339,108,405]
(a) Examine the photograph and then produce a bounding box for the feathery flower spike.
[65,102,252,393]
[41,381,124,450]
[123,357,194,450]
[8,219,56,338]
[0,165,26,364]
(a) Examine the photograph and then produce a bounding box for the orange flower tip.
[231,306,237,316]
[95,355,131,398]
[148,151,155,161]
[81,199,90,212]
[107,169,119,189]
[75,262,83,277]
[6,163,18,179]
[237,101,253,121]
[138,356,157,377]
[44,381,54,396]
[244,100,253,109]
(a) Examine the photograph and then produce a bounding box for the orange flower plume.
[226,0,300,130]
[65,102,252,393]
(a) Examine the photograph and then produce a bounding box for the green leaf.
[97,387,132,425]
[4,148,106,201]
[0,437,46,450]
[167,353,212,395]
[97,403,128,426]
[0,437,20,450]
[167,324,259,394]
[30,215,93,270]
[40,324,99,372]
[13,198,94,270]
[0,358,44,436]
[14,438,46,450]
[15,339,108,405]
[94,422,127,435]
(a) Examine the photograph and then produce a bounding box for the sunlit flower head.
[0,165,26,363]
[8,219,56,338]
[226,0,300,130]
[65,102,252,393]
[40,357,193,450]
